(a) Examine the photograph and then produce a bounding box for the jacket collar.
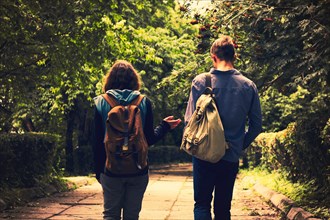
[105,89,140,105]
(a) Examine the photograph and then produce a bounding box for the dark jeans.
[193,157,239,220]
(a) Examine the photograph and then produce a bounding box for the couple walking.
[93,35,262,220]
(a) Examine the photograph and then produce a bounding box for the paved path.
[0,164,281,220]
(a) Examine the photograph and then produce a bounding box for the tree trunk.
[76,102,87,174]
[22,117,36,132]
[65,109,75,173]
[75,95,95,174]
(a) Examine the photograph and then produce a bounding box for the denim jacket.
[184,68,262,163]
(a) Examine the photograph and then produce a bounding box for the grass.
[240,167,329,220]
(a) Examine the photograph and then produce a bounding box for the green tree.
[173,0,330,188]
[1,0,197,172]
[261,86,310,132]
[99,5,198,144]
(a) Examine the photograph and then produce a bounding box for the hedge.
[247,123,329,186]
[71,145,191,175]
[0,133,60,188]
[148,145,192,164]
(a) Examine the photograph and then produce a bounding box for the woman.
[93,60,181,220]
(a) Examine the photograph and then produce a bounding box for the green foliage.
[321,118,330,146]
[0,0,178,132]
[1,0,328,187]
[251,123,329,185]
[0,133,61,187]
[0,0,102,133]
[248,124,330,217]
[179,0,330,129]
[99,5,198,144]
[181,0,330,90]
[260,86,310,131]
[0,0,186,172]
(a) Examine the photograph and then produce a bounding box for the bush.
[248,123,329,184]
[0,133,60,188]
[246,122,330,218]
[247,122,329,208]
[249,125,293,172]
[148,145,191,164]
[249,122,329,184]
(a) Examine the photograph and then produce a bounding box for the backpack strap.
[102,94,118,108]
[204,73,213,95]
[205,73,212,88]
[130,94,145,106]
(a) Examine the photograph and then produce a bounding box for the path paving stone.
[0,164,282,220]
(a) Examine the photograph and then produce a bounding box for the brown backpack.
[102,93,148,175]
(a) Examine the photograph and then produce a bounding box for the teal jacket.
[94,89,148,138]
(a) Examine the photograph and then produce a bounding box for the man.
[184,35,262,220]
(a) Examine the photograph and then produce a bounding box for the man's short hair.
[210,35,235,62]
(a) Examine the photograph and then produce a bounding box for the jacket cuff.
[161,120,171,131]
[95,172,101,180]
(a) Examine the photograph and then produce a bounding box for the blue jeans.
[193,157,239,220]
[100,173,149,220]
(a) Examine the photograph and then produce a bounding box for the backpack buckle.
[122,136,129,151]
[122,144,128,151]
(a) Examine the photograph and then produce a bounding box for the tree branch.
[259,72,285,93]
[0,104,13,115]
[0,55,47,78]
